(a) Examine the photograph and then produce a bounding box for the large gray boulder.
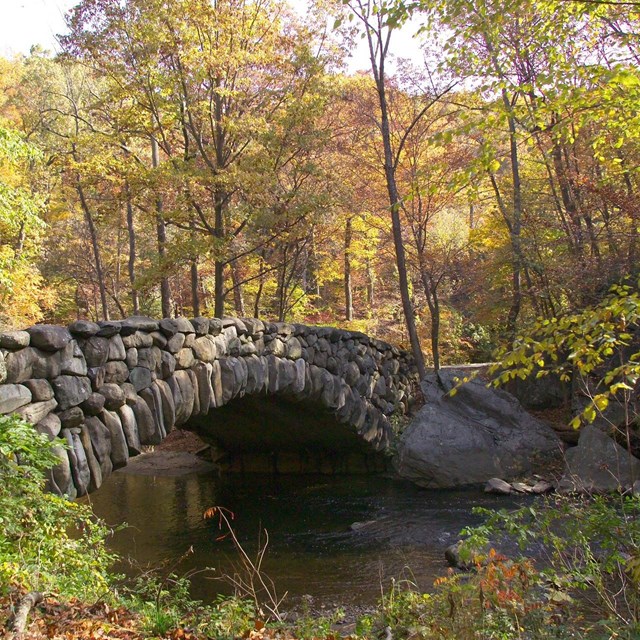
[557,424,640,493]
[0,331,30,349]
[394,369,562,488]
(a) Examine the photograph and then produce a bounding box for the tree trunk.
[76,182,109,321]
[214,188,225,318]
[151,136,171,318]
[276,245,288,322]
[344,216,354,321]
[190,258,200,317]
[254,254,266,319]
[366,258,375,309]
[7,591,43,638]
[213,90,227,319]
[306,225,320,301]
[551,140,584,257]
[125,187,139,315]
[418,256,440,371]
[359,8,426,377]
[427,285,441,373]
[378,83,426,378]
[231,259,246,316]
[503,94,523,341]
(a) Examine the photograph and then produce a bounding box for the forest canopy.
[0,0,637,367]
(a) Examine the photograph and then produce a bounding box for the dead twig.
[204,506,287,621]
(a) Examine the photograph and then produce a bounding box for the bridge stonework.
[0,316,418,496]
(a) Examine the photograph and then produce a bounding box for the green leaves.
[0,414,117,601]
[489,278,640,429]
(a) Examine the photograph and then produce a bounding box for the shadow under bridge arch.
[183,354,395,474]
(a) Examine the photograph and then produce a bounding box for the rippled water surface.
[86,469,527,608]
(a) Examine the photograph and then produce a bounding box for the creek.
[86,467,530,610]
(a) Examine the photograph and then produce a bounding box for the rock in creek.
[558,424,640,493]
[484,478,514,495]
[394,369,562,489]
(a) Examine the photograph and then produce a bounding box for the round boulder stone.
[160,317,195,337]
[68,320,100,338]
[27,325,72,352]
[98,383,126,410]
[80,392,106,416]
[0,331,30,349]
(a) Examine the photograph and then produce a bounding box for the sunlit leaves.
[489,280,640,428]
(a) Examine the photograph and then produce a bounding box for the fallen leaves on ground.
[1,593,142,639]
[0,592,351,640]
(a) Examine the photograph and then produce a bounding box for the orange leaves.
[476,552,540,613]
[203,505,235,522]
[203,505,235,541]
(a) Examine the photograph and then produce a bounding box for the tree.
[391,0,640,339]
[63,0,334,318]
[0,120,53,329]
[341,0,436,377]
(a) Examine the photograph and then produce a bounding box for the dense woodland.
[1,0,638,370]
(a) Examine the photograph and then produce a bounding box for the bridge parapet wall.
[0,316,418,496]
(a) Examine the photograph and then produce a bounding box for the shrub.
[461,494,640,638]
[0,413,116,601]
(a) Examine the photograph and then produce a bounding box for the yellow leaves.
[0,248,57,330]
[593,395,609,412]
[583,405,597,424]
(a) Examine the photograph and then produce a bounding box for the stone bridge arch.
[0,316,418,497]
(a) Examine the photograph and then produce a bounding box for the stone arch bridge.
[0,316,418,497]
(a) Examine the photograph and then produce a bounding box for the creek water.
[86,468,530,610]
